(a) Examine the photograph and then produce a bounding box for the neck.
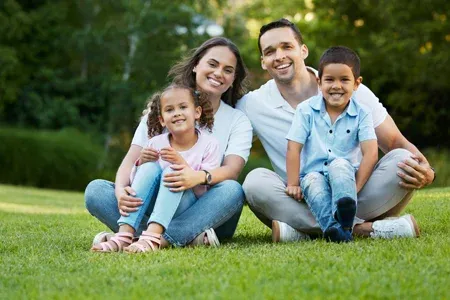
[209,94,222,114]
[276,67,318,109]
[326,103,347,125]
[170,129,198,151]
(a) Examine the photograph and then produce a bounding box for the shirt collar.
[267,80,286,109]
[309,94,358,117]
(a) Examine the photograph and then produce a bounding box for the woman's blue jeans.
[301,158,357,232]
[85,166,244,247]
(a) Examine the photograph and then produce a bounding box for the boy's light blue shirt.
[286,94,377,177]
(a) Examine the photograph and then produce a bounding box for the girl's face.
[194,46,237,99]
[159,88,201,136]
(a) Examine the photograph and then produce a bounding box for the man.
[236,19,435,241]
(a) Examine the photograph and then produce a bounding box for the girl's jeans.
[117,162,197,231]
[301,158,357,232]
[85,166,244,247]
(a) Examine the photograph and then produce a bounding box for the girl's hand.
[163,164,204,192]
[160,147,187,165]
[285,185,303,201]
[115,186,143,216]
[139,147,159,165]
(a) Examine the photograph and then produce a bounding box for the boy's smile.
[319,63,362,113]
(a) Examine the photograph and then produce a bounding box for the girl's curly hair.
[142,84,214,138]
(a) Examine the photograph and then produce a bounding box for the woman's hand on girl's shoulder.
[163,164,204,192]
[139,147,159,165]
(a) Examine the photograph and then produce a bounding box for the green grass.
[1,184,449,299]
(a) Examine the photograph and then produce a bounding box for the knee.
[385,148,413,164]
[329,158,352,170]
[85,179,108,211]
[242,168,267,199]
[220,180,245,206]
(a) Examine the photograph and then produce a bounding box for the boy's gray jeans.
[243,149,415,234]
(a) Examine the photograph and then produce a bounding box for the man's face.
[259,27,308,84]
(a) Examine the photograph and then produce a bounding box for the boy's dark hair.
[143,84,214,138]
[258,18,304,54]
[318,46,361,79]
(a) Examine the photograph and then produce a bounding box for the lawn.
[0,184,449,299]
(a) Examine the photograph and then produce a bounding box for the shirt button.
[324,162,328,166]
[347,129,350,133]
[328,149,331,152]
[329,130,333,134]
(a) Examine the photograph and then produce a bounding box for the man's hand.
[397,152,434,190]
[285,185,303,201]
[139,147,159,165]
[160,147,187,165]
[163,164,204,192]
[115,186,143,216]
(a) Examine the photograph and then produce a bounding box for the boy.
[285,46,378,242]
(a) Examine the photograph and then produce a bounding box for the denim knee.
[329,158,353,171]
[221,180,245,207]
[85,179,112,213]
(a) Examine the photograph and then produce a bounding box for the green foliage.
[0,184,449,298]
[0,127,105,190]
[423,148,450,187]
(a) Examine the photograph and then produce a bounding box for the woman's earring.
[193,67,197,73]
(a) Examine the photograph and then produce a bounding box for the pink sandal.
[90,232,133,253]
[124,231,161,253]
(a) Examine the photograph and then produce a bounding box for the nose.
[275,48,286,61]
[213,68,223,78]
[331,80,341,89]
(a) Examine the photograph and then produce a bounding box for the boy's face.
[318,63,362,112]
[259,27,308,84]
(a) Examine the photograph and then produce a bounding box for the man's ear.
[301,44,309,60]
[354,76,363,91]
[260,55,267,70]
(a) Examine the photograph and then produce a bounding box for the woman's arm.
[114,145,144,216]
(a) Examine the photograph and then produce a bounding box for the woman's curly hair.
[142,84,214,138]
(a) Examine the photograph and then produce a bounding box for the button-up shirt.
[286,93,377,177]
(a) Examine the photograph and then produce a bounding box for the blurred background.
[1,0,448,191]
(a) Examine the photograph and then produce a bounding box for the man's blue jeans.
[117,162,197,231]
[85,167,244,247]
[301,158,357,232]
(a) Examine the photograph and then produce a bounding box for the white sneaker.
[92,231,114,247]
[370,214,420,239]
[272,220,310,243]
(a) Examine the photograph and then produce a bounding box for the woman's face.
[194,46,237,99]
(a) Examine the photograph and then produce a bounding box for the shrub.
[0,127,105,191]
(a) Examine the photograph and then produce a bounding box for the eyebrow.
[263,42,293,54]
[208,58,235,70]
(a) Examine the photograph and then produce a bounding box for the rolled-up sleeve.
[224,112,253,163]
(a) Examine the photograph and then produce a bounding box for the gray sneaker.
[371,214,420,239]
[272,220,310,243]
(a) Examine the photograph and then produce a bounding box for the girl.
[86,37,252,249]
[91,85,220,253]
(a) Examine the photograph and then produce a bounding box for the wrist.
[197,170,206,185]
[428,167,436,184]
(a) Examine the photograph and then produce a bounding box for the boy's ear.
[354,76,363,91]
[158,115,165,127]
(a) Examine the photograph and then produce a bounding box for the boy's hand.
[139,147,159,165]
[160,147,187,165]
[285,185,303,201]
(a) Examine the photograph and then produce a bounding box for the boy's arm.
[356,140,378,193]
[286,140,303,201]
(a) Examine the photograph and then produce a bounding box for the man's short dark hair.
[318,46,361,79]
[258,18,304,54]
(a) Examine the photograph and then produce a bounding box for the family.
[85,19,435,252]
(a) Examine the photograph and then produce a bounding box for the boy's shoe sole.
[336,197,357,230]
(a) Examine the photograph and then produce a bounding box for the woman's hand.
[397,152,434,190]
[160,147,187,165]
[285,185,303,201]
[163,164,205,192]
[115,186,143,216]
[139,147,159,165]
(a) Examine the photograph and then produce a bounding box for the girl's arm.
[356,140,378,193]
[286,140,303,201]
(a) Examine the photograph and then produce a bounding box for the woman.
[85,37,252,249]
